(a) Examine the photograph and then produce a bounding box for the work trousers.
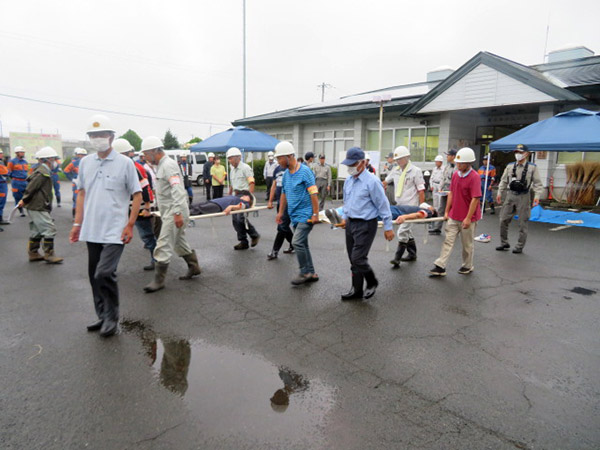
[316,178,328,210]
[345,218,377,275]
[87,242,125,322]
[0,182,7,218]
[265,177,274,201]
[189,201,221,216]
[481,183,494,204]
[385,183,396,206]
[135,217,157,253]
[11,179,27,204]
[71,182,79,209]
[292,222,314,275]
[212,185,224,199]
[434,219,476,270]
[153,215,193,264]
[499,192,531,250]
[429,194,447,232]
[204,180,212,200]
[232,212,259,244]
[53,178,61,204]
[396,222,414,243]
[273,202,293,252]
[28,210,57,238]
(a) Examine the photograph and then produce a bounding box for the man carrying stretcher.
[189,191,256,216]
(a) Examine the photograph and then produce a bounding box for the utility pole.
[317,82,332,102]
[242,0,247,118]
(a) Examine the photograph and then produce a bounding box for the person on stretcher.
[325,202,438,225]
[189,190,256,216]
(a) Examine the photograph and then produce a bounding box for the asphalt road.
[1,183,599,449]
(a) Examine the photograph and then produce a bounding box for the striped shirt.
[282,164,317,225]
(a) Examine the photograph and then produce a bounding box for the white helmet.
[208,152,215,158]
[36,147,59,159]
[434,154,444,162]
[274,141,295,158]
[455,147,476,163]
[113,138,134,154]
[14,146,25,153]
[226,147,242,158]
[141,136,163,152]
[74,148,88,156]
[393,146,410,160]
[86,114,115,134]
[267,151,274,157]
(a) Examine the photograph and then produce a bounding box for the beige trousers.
[153,215,193,264]
[434,219,476,270]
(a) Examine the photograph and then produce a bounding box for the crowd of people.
[0,113,544,337]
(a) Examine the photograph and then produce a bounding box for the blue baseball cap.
[342,147,365,165]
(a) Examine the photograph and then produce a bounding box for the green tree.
[120,129,142,151]
[187,137,202,145]
[163,130,180,149]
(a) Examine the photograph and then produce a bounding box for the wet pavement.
[1,182,599,449]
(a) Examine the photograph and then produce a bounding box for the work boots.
[390,242,406,268]
[28,238,45,262]
[179,250,201,280]
[401,238,417,262]
[42,238,63,264]
[143,250,155,271]
[341,272,364,301]
[144,263,169,293]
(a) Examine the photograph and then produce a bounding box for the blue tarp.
[190,126,280,153]
[489,108,600,152]
[530,205,600,229]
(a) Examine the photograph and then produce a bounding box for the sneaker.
[251,235,260,247]
[267,251,278,260]
[389,259,400,268]
[429,265,446,277]
[282,245,294,254]
[495,243,510,251]
[458,266,474,274]
[234,242,249,250]
[291,274,310,285]
[428,230,441,235]
[474,233,491,243]
[306,273,319,283]
[324,208,343,225]
[512,248,523,254]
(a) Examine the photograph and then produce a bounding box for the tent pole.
[482,151,491,215]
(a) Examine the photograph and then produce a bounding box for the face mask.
[51,161,59,170]
[347,163,361,176]
[89,137,111,152]
[515,153,525,162]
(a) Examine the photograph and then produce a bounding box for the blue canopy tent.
[189,126,280,153]
[481,109,600,210]
[489,108,600,152]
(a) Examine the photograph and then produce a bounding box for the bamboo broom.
[562,164,576,202]
[577,162,600,205]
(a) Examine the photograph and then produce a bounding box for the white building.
[233,48,600,198]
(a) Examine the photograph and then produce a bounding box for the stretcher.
[152,205,269,219]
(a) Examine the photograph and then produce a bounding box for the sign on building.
[9,132,63,161]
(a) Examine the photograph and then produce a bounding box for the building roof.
[233,51,597,126]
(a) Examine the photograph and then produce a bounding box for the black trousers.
[265,177,274,200]
[232,190,258,243]
[204,180,212,200]
[87,242,125,322]
[189,201,221,216]
[212,185,224,199]
[345,218,377,274]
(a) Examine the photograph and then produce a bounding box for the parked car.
[163,149,208,185]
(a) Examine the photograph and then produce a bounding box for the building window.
[557,151,600,164]
[366,127,439,162]
[274,133,293,143]
[313,130,353,164]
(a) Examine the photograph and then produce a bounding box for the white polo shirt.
[385,164,425,206]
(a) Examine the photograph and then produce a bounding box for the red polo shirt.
[449,168,482,222]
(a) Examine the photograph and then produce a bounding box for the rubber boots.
[179,250,201,280]
[28,238,45,262]
[42,238,63,264]
[341,272,364,301]
[144,263,169,293]
[401,238,417,262]
[390,242,406,268]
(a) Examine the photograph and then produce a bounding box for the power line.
[0,92,231,126]
[317,82,333,102]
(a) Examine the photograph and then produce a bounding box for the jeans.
[292,222,314,275]
[135,217,157,253]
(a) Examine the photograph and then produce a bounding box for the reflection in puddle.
[123,320,335,445]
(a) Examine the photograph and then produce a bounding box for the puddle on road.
[123,320,336,445]
[569,287,597,296]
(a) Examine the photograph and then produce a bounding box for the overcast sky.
[1,0,599,143]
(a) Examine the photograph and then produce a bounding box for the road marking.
[549,225,572,232]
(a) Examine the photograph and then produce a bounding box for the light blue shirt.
[342,169,393,231]
[77,149,141,244]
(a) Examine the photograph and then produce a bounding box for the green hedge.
[252,159,266,186]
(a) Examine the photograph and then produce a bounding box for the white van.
[163,149,209,185]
